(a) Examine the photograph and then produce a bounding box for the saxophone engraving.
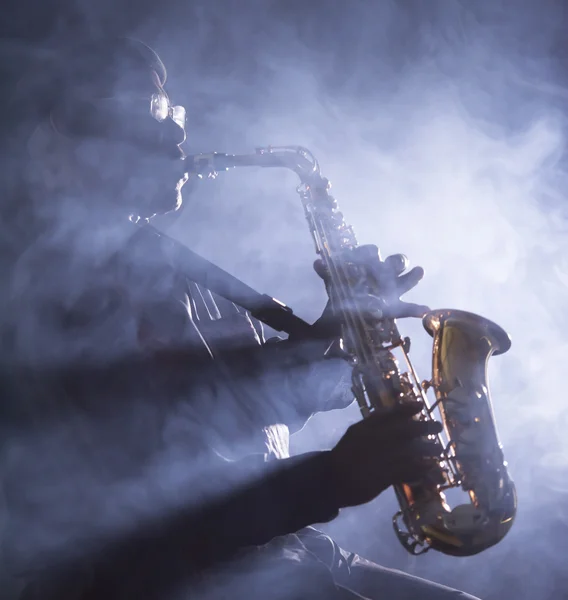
[182,146,517,556]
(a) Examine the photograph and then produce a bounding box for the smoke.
[141,1,568,598]
[2,1,568,598]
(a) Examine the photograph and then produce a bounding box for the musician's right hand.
[326,401,443,509]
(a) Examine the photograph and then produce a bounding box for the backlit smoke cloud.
[143,2,568,598]
[2,1,568,598]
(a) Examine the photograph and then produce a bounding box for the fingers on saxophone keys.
[392,444,446,485]
[410,439,444,459]
[313,257,354,282]
[393,419,443,441]
[368,400,424,422]
[387,301,431,319]
[396,265,425,294]
[363,404,442,437]
[397,459,447,486]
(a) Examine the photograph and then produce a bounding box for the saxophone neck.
[181,145,358,256]
[181,146,322,183]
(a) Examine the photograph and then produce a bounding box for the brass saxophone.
[182,145,517,557]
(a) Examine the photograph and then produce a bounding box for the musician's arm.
[149,451,340,569]
[16,451,340,599]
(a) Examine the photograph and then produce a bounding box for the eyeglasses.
[150,91,186,129]
[50,88,187,151]
[87,89,186,130]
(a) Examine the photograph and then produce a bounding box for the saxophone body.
[182,146,517,556]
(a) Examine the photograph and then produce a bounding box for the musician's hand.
[327,401,443,508]
[312,245,430,337]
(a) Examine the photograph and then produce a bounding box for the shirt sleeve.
[5,342,343,594]
[182,451,341,567]
[22,451,341,599]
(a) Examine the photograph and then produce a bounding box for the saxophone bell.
[393,309,516,556]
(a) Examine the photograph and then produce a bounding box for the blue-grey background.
[3,1,568,599]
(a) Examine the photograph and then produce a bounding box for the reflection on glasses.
[150,91,186,129]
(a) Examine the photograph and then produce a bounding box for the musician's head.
[23,37,188,222]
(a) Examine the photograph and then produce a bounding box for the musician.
[2,37,481,600]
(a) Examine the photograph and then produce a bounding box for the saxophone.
[182,146,517,556]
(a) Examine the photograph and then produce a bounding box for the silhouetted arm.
[16,451,340,600]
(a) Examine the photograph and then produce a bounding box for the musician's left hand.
[312,244,430,338]
[268,246,430,426]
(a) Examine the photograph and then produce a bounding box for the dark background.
[3,1,568,599]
